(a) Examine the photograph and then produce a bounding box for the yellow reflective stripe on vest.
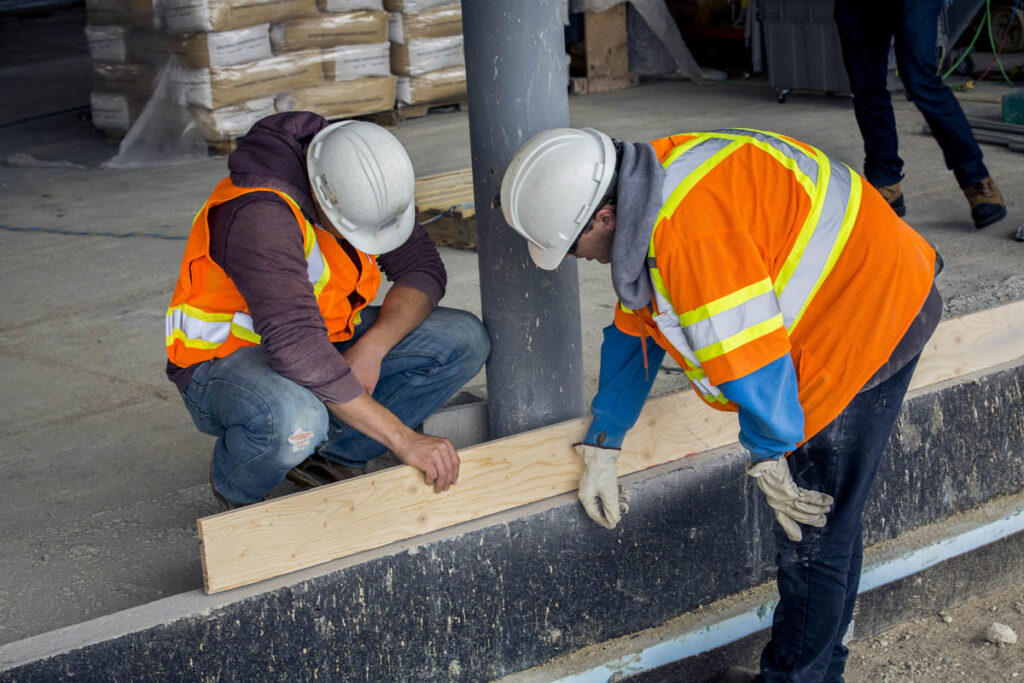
[166,191,335,351]
[776,161,861,332]
[303,222,331,297]
[165,307,260,348]
[648,268,726,402]
[657,129,860,337]
[659,137,740,222]
[673,279,785,363]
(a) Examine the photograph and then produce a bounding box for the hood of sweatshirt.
[227,111,329,224]
[610,140,665,310]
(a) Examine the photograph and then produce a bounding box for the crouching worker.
[500,127,942,681]
[166,112,490,509]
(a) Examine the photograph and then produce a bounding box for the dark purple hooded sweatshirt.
[166,111,447,404]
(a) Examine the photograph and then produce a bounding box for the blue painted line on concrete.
[556,506,1024,683]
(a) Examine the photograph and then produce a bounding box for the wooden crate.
[570,4,639,95]
[414,167,476,249]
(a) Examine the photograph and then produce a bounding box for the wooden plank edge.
[197,301,1024,594]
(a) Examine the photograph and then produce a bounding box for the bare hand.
[394,433,460,493]
[342,339,385,395]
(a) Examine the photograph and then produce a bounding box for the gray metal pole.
[461,0,586,438]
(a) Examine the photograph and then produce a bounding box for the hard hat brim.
[528,240,572,271]
[341,201,416,255]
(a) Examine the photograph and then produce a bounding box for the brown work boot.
[876,182,906,217]
[286,453,364,488]
[964,176,1007,229]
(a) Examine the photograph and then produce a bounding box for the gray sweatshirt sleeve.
[209,196,365,405]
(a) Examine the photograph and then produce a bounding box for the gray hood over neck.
[610,141,665,310]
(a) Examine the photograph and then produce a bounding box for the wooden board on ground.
[197,300,1024,594]
[366,98,468,127]
[414,167,476,249]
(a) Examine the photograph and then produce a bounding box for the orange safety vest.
[615,129,935,444]
[165,178,382,368]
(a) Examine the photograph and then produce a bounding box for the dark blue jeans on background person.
[758,353,921,683]
[834,0,988,189]
[181,306,490,504]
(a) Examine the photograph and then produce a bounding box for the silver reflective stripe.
[777,159,854,329]
[650,285,723,399]
[307,237,326,288]
[662,137,735,204]
[165,308,231,344]
[714,129,819,184]
[232,312,255,333]
[682,289,782,352]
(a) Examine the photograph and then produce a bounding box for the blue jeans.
[759,353,920,683]
[181,307,490,504]
[835,0,988,188]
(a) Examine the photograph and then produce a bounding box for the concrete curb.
[1,361,1021,681]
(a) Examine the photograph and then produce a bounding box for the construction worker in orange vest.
[500,127,942,682]
[166,112,489,509]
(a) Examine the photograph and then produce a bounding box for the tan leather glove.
[574,443,630,529]
[746,457,834,542]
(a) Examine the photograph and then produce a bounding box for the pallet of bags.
[277,75,397,119]
[271,8,387,51]
[194,97,279,152]
[162,0,318,33]
[385,0,465,111]
[173,48,324,109]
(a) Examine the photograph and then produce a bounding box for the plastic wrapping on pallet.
[382,0,449,12]
[151,24,274,67]
[270,10,388,51]
[321,42,390,80]
[174,49,323,109]
[389,34,462,77]
[386,2,460,44]
[395,63,464,105]
[92,62,158,98]
[275,75,396,119]
[90,91,145,132]
[191,97,277,140]
[85,24,130,63]
[317,0,382,10]
[162,0,317,33]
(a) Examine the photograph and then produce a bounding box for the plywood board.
[198,301,1024,593]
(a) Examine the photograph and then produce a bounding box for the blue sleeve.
[584,324,667,449]
[718,354,804,461]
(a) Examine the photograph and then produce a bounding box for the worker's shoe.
[876,182,906,217]
[718,666,758,683]
[210,475,261,512]
[286,453,363,489]
[963,176,1007,229]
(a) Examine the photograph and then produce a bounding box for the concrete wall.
[2,362,1021,682]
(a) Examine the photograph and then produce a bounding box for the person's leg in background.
[896,0,1006,228]
[835,0,906,215]
[318,306,490,467]
[759,355,920,682]
[182,346,330,506]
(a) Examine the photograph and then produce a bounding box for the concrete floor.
[1,5,1022,646]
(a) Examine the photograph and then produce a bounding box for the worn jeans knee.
[183,347,330,503]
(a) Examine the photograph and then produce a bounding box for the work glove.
[575,443,630,529]
[746,457,834,542]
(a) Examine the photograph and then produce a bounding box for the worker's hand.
[342,339,385,395]
[575,443,629,529]
[746,457,833,542]
[393,432,460,493]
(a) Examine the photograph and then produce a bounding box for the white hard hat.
[307,120,416,254]
[500,127,617,270]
